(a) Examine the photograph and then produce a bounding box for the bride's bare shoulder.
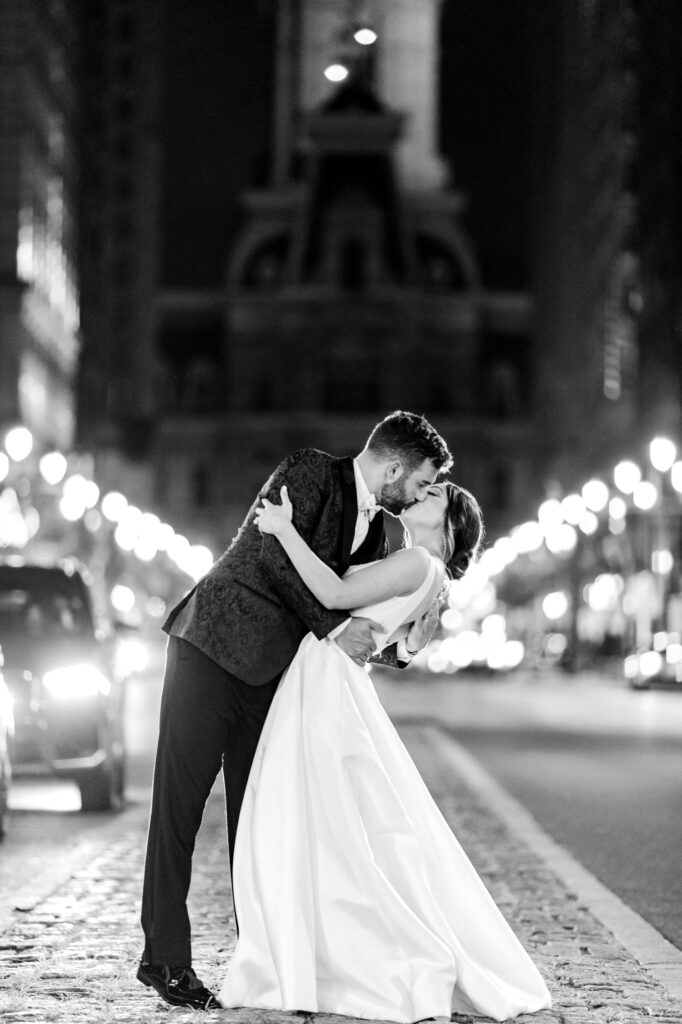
[384,546,433,580]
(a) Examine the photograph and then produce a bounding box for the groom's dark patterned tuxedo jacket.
[163,449,400,685]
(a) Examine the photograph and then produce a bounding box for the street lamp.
[582,478,609,513]
[614,460,641,494]
[649,436,677,473]
[4,426,33,462]
[39,451,67,486]
[354,27,378,45]
[632,480,658,510]
[324,63,349,82]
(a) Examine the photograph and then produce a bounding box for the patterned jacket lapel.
[339,456,358,571]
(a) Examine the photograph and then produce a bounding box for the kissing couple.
[137,410,551,1021]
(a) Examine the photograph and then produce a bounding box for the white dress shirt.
[351,458,378,554]
[328,460,413,661]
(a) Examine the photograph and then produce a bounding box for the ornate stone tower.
[155,0,535,547]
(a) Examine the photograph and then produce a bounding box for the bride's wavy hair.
[400,481,484,586]
[441,482,485,581]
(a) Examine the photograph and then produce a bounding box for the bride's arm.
[255,486,431,610]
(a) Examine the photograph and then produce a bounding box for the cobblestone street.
[1,724,681,1024]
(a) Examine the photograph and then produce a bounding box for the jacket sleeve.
[370,643,407,670]
[258,451,348,640]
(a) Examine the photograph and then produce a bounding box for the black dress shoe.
[137,960,221,1010]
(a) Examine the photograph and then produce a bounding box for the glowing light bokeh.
[84,509,102,533]
[542,591,569,620]
[43,663,110,699]
[511,520,543,554]
[582,478,609,512]
[666,643,682,665]
[608,496,627,519]
[324,63,349,82]
[537,498,563,530]
[492,536,517,565]
[354,27,377,45]
[478,547,506,576]
[613,460,641,494]
[115,637,150,677]
[640,650,663,678]
[5,426,33,461]
[671,462,682,493]
[585,573,622,612]
[560,493,585,525]
[440,607,462,631]
[649,436,677,472]
[578,510,599,535]
[101,491,128,522]
[111,584,136,614]
[632,479,658,510]
[652,549,674,575]
[59,493,85,521]
[39,451,67,485]
[544,522,577,554]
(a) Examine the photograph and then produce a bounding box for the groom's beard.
[379,479,413,516]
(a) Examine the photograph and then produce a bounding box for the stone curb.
[426,726,682,1005]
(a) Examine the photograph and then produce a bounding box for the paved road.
[0,662,162,926]
[6,657,682,956]
[375,667,682,951]
[3,721,681,1023]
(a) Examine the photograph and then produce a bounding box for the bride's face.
[399,483,449,534]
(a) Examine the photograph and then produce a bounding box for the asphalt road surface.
[4,650,682,956]
[375,666,682,952]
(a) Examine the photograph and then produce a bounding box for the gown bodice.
[345,551,443,654]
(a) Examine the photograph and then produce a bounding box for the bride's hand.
[254,485,294,535]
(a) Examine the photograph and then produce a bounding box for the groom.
[137,410,453,1009]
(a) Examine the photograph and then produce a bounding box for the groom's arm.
[258,452,349,640]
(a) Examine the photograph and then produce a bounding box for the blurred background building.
[0,0,80,454]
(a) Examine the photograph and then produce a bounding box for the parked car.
[0,648,13,838]
[624,634,682,690]
[0,559,125,811]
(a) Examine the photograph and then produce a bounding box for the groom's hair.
[366,410,453,474]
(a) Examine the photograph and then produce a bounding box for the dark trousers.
[140,636,279,965]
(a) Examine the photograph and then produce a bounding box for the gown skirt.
[219,629,552,1022]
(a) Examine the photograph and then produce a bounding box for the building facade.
[76,0,162,458]
[151,0,536,549]
[528,0,641,493]
[0,0,80,453]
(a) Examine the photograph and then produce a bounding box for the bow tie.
[358,494,380,521]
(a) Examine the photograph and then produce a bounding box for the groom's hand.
[335,617,385,666]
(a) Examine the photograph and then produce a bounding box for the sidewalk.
[1,724,681,1024]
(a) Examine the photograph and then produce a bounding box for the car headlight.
[43,664,112,699]
[639,650,663,678]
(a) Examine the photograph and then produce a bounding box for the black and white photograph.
[1,2,682,1022]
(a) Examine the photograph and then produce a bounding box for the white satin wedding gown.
[220,557,552,1022]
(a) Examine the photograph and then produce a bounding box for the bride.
[219,481,552,1022]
